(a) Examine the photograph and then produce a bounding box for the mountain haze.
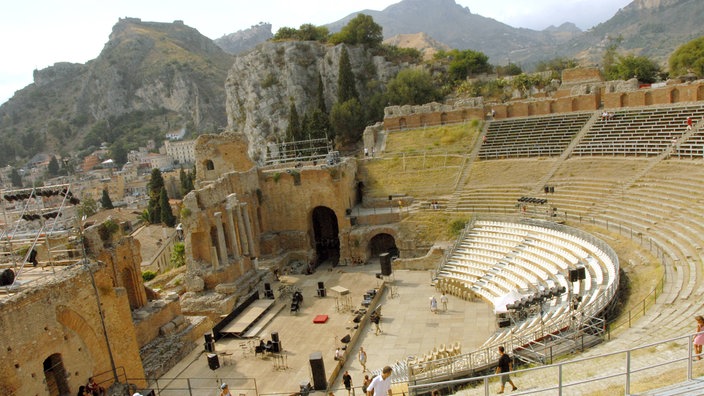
[0,18,233,166]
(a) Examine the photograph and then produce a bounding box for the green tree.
[77,196,98,219]
[100,188,114,209]
[669,36,704,78]
[10,168,22,187]
[534,57,579,75]
[329,14,383,47]
[385,68,442,106]
[286,100,302,141]
[147,168,165,224]
[438,49,492,81]
[602,35,623,80]
[273,26,298,40]
[170,242,186,268]
[47,156,60,177]
[109,140,128,167]
[337,46,359,103]
[159,187,176,227]
[179,167,194,197]
[297,23,329,41]
[330,98,364,145]
[608,54,662,83]
[495,63,523,77]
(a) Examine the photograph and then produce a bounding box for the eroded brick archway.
[312,206,339,266]
[369,233,398,258]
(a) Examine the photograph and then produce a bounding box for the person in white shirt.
[366,366,393,396]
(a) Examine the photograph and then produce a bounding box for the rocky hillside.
[567,0,704,65]
[326,0,582,66]
[214,22,274,55]
[225,41,400,162]
[327,0,703,67]
[383,32,450,60]
[0,18,233,166]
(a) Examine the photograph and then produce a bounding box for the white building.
[164,139,196,165]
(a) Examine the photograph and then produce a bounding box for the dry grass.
[384,122,482,154]
[465,158,556,187]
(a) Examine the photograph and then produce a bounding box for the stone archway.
[312,206,339,266]
[369,233,398,258]
[43,353,70,396]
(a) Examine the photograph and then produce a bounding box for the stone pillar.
[241,202,256,257]
[211,246,219,269]
[214,212,228,267]
[225,206,240,256]
[236,203,249,256]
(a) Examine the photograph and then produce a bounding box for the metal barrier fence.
[408,332,703,396]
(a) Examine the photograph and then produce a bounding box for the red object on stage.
[313,314,329,323]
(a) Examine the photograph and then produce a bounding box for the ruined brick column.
[241,202,256,257]
[225,207,240,257]
[236,203,249,256]
[211,246,220,269]
[213,212,228,266]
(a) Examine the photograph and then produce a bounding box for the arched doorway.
[312,206,339,266]
[369,233,398,258]
[43,353,70,396]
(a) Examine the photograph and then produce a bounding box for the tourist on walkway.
[362,375,371,394]
[440,293,448,312]
[430,296,438,314]
[495,346,518,393]
[366,366,393,396]
[358,347,368,372]
[219,383,233,396]
[694,316,704,360]
[343,370,353,396]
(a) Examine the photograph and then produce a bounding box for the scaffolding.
[264,137,335,166]
[0,184,82,293]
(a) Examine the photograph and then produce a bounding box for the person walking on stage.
[343,370,353,396]
[495,346,518,393]
[358,347,368,372]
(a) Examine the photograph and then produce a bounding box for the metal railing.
[408,332,704,396]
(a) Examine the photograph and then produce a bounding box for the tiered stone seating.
[479,112,592,159]
[454,186,528,213]
[573,105,704,156]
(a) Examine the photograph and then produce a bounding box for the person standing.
[358,347,368,372]
[366,366,393,396]
[694,316,704,360]
[343,370,353,396]
[495,346,518,394]
[430,296,438,314]
[687,116,693,130]
[219,383,233,396]
[362,375,371,394]
[440,293,448,312]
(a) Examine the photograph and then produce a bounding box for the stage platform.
[219,299,276,337]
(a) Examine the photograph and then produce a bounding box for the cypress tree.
[337,46,358,103]
[100,189,114,209]
[159,187,176,227]
[147,168,165,223]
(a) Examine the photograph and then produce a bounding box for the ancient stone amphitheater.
[367,102,704,395]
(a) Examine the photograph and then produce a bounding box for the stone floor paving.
[157,263,495,396]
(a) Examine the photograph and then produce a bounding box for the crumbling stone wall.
[0,264,145,395]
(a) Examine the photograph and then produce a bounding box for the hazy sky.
[0,0,632,105]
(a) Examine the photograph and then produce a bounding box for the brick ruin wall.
[383,70,704,130]
[0,265,145,395]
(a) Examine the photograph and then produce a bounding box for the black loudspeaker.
[350,217,357,226]
[380,253,392,276]
[317,288,326,297]
[271,332,279,343]
[318,282,325,289]
[340,334,351,344]
[204,333,213,343]
[498,318,511,328]
[207,353,220,370]
[577,266,586,280]
[549,186,555,193]
[0,269,15,286]
[544,186,550,193]
[309,352,327,390]
[345,208,352,216]
[264,283,271,291]
[271,341,280,353]
[569,268,579,282]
